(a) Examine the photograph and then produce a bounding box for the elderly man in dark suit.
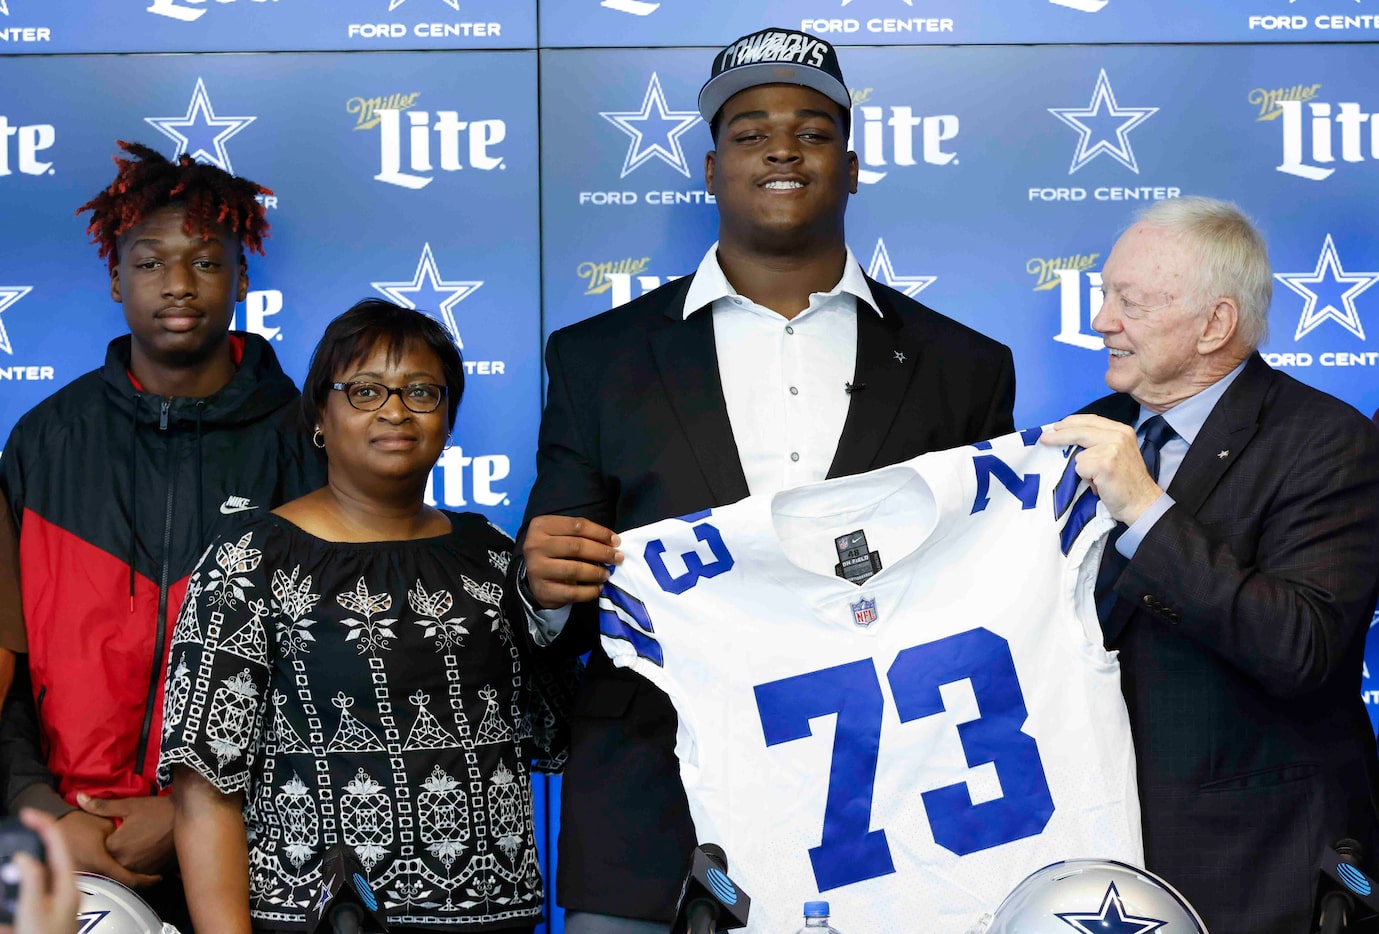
[515,27,1016,934]
[1043,196,1379,934]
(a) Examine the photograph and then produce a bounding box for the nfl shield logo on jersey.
[851,597,878,628]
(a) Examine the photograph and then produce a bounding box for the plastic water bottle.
[795,900,842,933]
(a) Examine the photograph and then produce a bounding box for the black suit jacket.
[1088,353,1379,934]
[521,272,1016,921]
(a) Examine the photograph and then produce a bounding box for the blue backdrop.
[3,2,1379,931]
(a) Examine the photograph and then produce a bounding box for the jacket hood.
[97,332,301,428]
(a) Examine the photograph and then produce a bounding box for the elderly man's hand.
[1039,415,1165,526]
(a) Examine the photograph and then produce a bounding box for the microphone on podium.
[1313,839,1379,933]
[670,843,751,934]
[304,844,390,934]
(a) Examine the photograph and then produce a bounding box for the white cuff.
[517,560,572,646]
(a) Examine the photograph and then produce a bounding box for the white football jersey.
[598,429,1142,934]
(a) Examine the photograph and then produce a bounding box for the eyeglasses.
[1097,287,1177,321]
[331,381,447,414]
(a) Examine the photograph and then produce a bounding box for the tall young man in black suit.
[518,29,1016,933]
[1042,197,1379,934]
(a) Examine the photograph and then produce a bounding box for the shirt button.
[789,386,799,396]
[791,452,800,462]
[785,325,795,335]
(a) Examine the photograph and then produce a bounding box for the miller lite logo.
[0,116,54,176]
[1028,253,1100,292]
[577,257,652,296]
[1249,83,1322,121]
[374,108,508,190]
[348,92,421,131]
[1049,266,1105,351]
[229,290,286,343]
[850,597,878,628]
[849,87,959,185]
[1275,97,1379,181]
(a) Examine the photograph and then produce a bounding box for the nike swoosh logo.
[851,533,865,545]
[220,502,258,515]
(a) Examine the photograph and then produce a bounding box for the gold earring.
[312,427,325,449]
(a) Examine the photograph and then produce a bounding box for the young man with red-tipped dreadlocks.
[0,142,325,920]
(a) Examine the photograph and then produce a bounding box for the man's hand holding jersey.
[1040,415,1164,526]
[522,515,623,610]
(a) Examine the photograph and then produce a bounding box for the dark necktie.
[1095,414,1178,628]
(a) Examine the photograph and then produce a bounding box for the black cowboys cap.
[698,27,850,123]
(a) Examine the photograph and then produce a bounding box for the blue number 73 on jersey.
[754,628,1054,892]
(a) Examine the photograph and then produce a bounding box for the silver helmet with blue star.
[74,873,180,934]
[982,859,1208,933]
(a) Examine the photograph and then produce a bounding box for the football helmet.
[980,858,1208,933]
[74,873,179,934]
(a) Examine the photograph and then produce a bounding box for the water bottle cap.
[804,901,830,917]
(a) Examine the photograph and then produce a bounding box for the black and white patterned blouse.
[158,511,541,931]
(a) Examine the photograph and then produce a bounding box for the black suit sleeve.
[1119,418,1379,697]
[524,332,617,532]
[518,332,616,658]
[977,344,1017,441]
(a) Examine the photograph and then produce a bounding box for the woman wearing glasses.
[158,299,546,934]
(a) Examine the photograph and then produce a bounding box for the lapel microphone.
[844,382,867,394]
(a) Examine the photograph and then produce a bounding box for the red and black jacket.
[0,332,325,811]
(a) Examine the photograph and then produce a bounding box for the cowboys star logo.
[371,244,482,347]
[866,239,935,298]
[76,911,111,934]
[1048,69,1157,175]
[146,78,256,174]
[600,0,660,12]
[388,0,460,9]
[1275,234,1379,341]
[599,73,702,179]
[0,284,32,356]
[1056,882,1168,933]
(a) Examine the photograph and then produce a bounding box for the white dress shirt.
[1117,358,1248,557]
[526,243,880,641]
[683,242,881,495]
